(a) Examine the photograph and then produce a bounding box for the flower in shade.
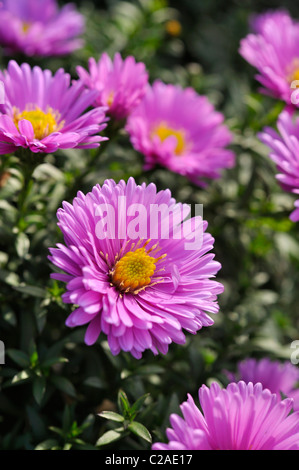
[48,177,224,358]
[0,60,108,155]
[125,80,234,187]
[258,110,299,221]
[76,53,149,121]
[152,381,299,450]
[225,358,299,411]
[239,9,299,105]
[0,0,85,57]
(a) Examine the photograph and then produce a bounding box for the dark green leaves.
[96,389,152,447]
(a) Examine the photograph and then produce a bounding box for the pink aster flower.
[0,0,85,57]
[0,60,108,155]
[225,358,299,411]
[76,53,149,121]
[152,381,299,450]
[48,177,224,359]
[125,80,234,187]
[239,9,299,105]
[258,110,299,221]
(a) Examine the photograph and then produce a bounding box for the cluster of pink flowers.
[77,58,234,186]
[0,0,235,186]
[1,0,299,452]
[240,9,299,222]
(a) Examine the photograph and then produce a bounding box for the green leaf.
[11,369,31,385]
[0,269,20,286]
[134,365,165,375]
[0,199,18,214]
[15,232,30,258]
[63,443,73,450]
[130,393,150,418]
[35,439,59,450]
[6,349,30,368]
[96,429,124,447]
[98,411,125,422]
[33,376,46,405]
[49,426,64,437]
[13,284,46,298]
[62,405,73,434]
[50,376,76,398]
[26,404,47,438]
[117,389,130,416]
[128,421,152,443]
[83,376,106,389]
[41,356,69,369]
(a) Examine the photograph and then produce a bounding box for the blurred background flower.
[258,110,299,221]
[0,0,85,57]
[239,9,299,106]
[126,80,235,186]
[224,357,299,410]
[77,52,149,122]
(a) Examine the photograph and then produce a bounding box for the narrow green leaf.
[0,269,20,286]
[13,284,46,298]
[49,426,64,437]
[96,429,124,447]
[51,376,76,398]
[11,369,31,384]
[35,439,59,450]
[83,376,106,389]
[0,200,18,214]
[62,405,73,434]
[40,356,69,369]
[134,365,165,375]
[26,404,47,438]
[128,421,152,443]
[15,232,30,258]
[33,376,46,405]
[130,393,150,418]
[6,349,30,368]
[117,389,130,416]
[63,443,73,450]
[98,411,125,422]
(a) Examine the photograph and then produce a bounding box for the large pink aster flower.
[152,381,299,450]
[225,358,299,411]
[76,53,149,121]
[48,177,224,358]
[258,110,299,221]
[0,0,85,57]
[125,80,234,187]
[0,60,108,155]
[239,10,299,105]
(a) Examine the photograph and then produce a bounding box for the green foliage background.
[1,0,299,450]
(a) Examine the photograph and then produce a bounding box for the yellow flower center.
[22,22,31,34]
[106,91,114,107]
[287,58,299,87]
[111,241,166,293]
[14,107,61,140]
[291,69,299,86]
[153,123,186,155]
